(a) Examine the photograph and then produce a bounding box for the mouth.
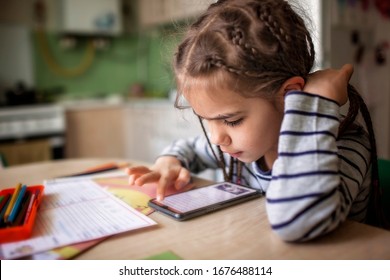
[223,150,243,158]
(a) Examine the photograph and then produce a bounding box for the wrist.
[155,155,182,167]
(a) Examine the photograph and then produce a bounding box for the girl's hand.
[127,156,193,201]
[304,64,354,106]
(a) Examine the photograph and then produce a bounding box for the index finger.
[156,175,176,202]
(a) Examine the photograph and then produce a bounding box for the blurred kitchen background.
[0,0,389,169]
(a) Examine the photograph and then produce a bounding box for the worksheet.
[0,178,156,260]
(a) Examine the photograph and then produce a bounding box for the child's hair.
[173,0,387,228]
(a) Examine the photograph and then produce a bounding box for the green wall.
[32,28,181,101]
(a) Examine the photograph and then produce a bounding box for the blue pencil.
[7,185,27,224]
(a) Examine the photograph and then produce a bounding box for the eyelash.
[223,118,243,127]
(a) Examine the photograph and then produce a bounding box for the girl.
[128,0,385,241]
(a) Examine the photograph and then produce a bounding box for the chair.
[378,158,390,223]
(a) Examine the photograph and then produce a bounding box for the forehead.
[180,71,242,102]
[183,81,250,119]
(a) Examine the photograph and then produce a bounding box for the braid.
[254,3,291,46]
[228,156,234,180]
[230,26,255,54]
[204,54,293,84]
[340,85,389,228]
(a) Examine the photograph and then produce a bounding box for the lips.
[222,150,243,158]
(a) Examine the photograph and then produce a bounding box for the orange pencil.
[3,183,22,222]
[65,162,129,177]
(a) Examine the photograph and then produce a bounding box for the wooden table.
[2,158,390,259]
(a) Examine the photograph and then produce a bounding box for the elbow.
[268,213,343,242]
[266,207,338,242]
[269,224,310,242]
[266,205,319,242]
[266,191,346,242]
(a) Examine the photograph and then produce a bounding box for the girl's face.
[185,85,285,168]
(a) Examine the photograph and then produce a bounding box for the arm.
[266,91,370,241]
[266,64,371,241]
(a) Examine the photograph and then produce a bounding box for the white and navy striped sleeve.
[159,135,220,173]
[266,91,371,242]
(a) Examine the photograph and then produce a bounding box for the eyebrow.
[193,110,243,121]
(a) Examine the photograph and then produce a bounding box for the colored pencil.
[0,196,12,227]
[0,194,11,214]
[7,185,27,224]
[3,183,22,222]
[64,162,129,177]
[14,191,32,226]
[23,190,39,225]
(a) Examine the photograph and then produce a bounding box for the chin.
[237,156,256,163]
[237,152,263,163]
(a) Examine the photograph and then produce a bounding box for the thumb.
[174,168,191,190]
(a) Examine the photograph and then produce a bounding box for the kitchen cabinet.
[65,105,126,158]
[0,139,51,166]
[137,0,214,27]
[65,100,201,162]
[64,99,215,180]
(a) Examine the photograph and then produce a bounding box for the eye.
[223,118,243,127]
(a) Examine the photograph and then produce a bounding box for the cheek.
[236,111,282,149]
[232,122,264,148]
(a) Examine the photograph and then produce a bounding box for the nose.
[209,122,231,147]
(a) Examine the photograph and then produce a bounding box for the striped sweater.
[160,91,372,241]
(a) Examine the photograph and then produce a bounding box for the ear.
[281,76,305,96]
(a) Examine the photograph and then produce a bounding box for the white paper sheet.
[0,178,156,259]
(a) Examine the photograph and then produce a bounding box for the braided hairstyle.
[173,0,387,228]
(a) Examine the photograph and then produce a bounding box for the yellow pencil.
[3,183,22,222]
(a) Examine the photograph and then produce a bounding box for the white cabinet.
[138,0,215,27]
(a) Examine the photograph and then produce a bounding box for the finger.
[156,175,175,201]
[135,172,161,186]
[174,168,191,190]
[129,174,145,186]
[127,166,152,175]
[128,174,136,185]
[181,182,195,192]
[129,173,147,185]
[128,166,152,185]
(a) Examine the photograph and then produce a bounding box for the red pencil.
[23,190,39,225]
